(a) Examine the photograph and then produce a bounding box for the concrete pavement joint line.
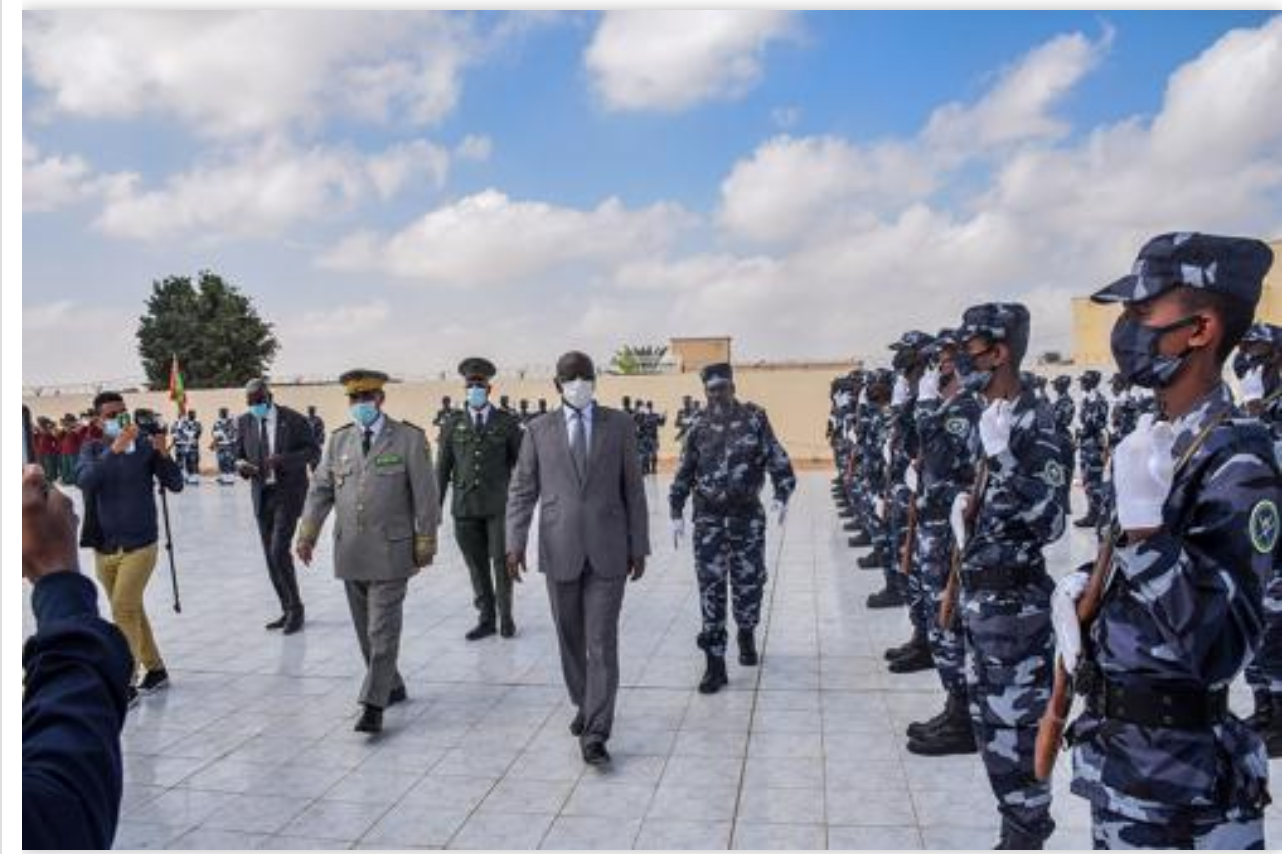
[730,507,790,837]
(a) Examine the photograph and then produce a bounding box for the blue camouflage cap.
[700,362,733,388]
[1092,232,1274,307]
[889,330,935,351]
[959,302,1030,349]
[1241,322,1281,348]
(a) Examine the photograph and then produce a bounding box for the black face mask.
[1110,314,1201,389]
[892,349,916,372]
[953,346,995,394]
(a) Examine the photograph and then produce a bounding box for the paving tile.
[539,815,643,849]
[731,821,827,849]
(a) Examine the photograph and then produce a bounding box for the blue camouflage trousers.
[961,577,1055,843]
[1245,564,1282,695]
[891,484,921,622]
[1090,806,1264,849]
[1079,439,1108,520]
[215,447,237,476]
[917,515,965,695]
[693,508,767,658]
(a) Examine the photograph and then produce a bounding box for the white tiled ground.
[24,472,1282,849]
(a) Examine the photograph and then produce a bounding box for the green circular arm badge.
[1249,499,1279,555]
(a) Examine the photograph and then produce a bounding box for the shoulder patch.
[1249,499,1279,555]
[945,417,968,437]
[1041,460,1066,489]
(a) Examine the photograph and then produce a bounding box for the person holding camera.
[76,391,184,705]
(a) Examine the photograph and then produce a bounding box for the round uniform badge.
[1042,460,1066,489]
[1249,499,1279,555]
[945,417,968,437]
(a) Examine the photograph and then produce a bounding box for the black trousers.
[454,514,511,623]
[256,486,303,616]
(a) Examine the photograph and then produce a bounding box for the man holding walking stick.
[76,391,184,708]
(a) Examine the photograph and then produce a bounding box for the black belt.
[959,565,1043,591]
[1083,671,1228,729]
[694,496,762,515]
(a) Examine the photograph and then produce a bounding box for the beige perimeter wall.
[24,367,840,468]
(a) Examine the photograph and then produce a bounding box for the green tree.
[610,344,668,375]
[136,271,279,389]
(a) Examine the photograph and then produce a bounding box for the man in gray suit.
[296,369,440,734]
[506,351,650,766]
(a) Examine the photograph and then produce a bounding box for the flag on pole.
[168,354,187,416]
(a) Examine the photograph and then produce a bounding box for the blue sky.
[22,11,1282,385]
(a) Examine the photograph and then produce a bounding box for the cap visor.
[1090,274,1138,304]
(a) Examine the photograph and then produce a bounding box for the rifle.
[938,458,989,630]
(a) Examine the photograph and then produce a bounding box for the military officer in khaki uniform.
[437,357,525,640]
[296,369,440,734]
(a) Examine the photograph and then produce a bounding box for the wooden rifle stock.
[1033,534,1115,781]
[938,460,988,630]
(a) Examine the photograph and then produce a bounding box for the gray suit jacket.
[299,418,440,581]
[506,404,650,581]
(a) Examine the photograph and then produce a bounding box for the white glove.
[1051,572,1090,675]
[1113,413,1175,531]
[874,497,886,519]
[883,443,892,470]
[671,518,685,550]
[904,464,919,493]
[771,498,788,525]
[1241,366,1266,403]
[917,367,941,402]
[891,375,911,407]
[857,388,868,407]
[950,492,971,550]
[979,399,1014,458]
[834,390,852,409]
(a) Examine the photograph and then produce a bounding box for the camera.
[132,408,166,438]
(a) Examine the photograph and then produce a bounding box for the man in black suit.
[235,378,321,633]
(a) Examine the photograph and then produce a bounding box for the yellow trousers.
[95,544,163,676]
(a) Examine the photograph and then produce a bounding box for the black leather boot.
[907,692,977,756]
[737,629,759,666]
[698,652,728,694]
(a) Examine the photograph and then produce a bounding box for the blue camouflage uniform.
[671,398,796,657]
[855,391,892,552]
[1078,380,1110,524]
[887,331,934,613]
[958,303,1069,847]
[1068,384,1279,848]
[915,382,982,696]
[210,415,238,482]
[1068,231,1280,849]
[173,414,202,481]
[1051,383,1077,497]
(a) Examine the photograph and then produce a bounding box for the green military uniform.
[437,357,524,636]
[298,370,440,715]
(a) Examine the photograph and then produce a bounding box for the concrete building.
[669,336,732,373]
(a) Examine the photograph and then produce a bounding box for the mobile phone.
[118,411,132,428]
[23,405,35,466]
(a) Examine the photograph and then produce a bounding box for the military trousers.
[1246,562,1282,695]
[693,508,767,657]
[1090,805,1264,849]
[961,576,1055,844]
[1079,439,1108,520]
[344,578,408,709]
[454,513,511,625]
[917,514,965,695]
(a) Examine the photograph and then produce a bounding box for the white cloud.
[319,189,694,286]
[23,139,94,213]
[585,11,797,112]
[23,11,479,138]
[455,134,493,162]
[92,138,451,241]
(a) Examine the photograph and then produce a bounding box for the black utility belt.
[693,496,762,515]
[1083,673,1228,729]
[959,564,1044,592]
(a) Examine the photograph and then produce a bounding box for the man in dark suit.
[235,378,321,634]
[506,351,650,766]
[437,357,525,640]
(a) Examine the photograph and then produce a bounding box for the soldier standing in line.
[670,363,795,694]
[1058,233,1279,847]
[901,329,982,756]
[173,409,203,485]
[305,405,326,470]
[437,357,524,640]
[952,303,1069,849]
[1050,376,1077,511]
[209,407,238,485]
[432,395,455,443]
[1074,370,1109,529]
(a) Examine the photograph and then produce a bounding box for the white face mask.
[561,379,595,410]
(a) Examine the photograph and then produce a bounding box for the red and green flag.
[168,354,187,416]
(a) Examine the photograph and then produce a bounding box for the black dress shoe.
[354,704,383,733]
[465,622,497,641]
[265,615,287,630]
[569,712,585,737]
[582,741,611,765]
[500,617,516,638]
[282,611,304,635]
[388,686,408,706]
